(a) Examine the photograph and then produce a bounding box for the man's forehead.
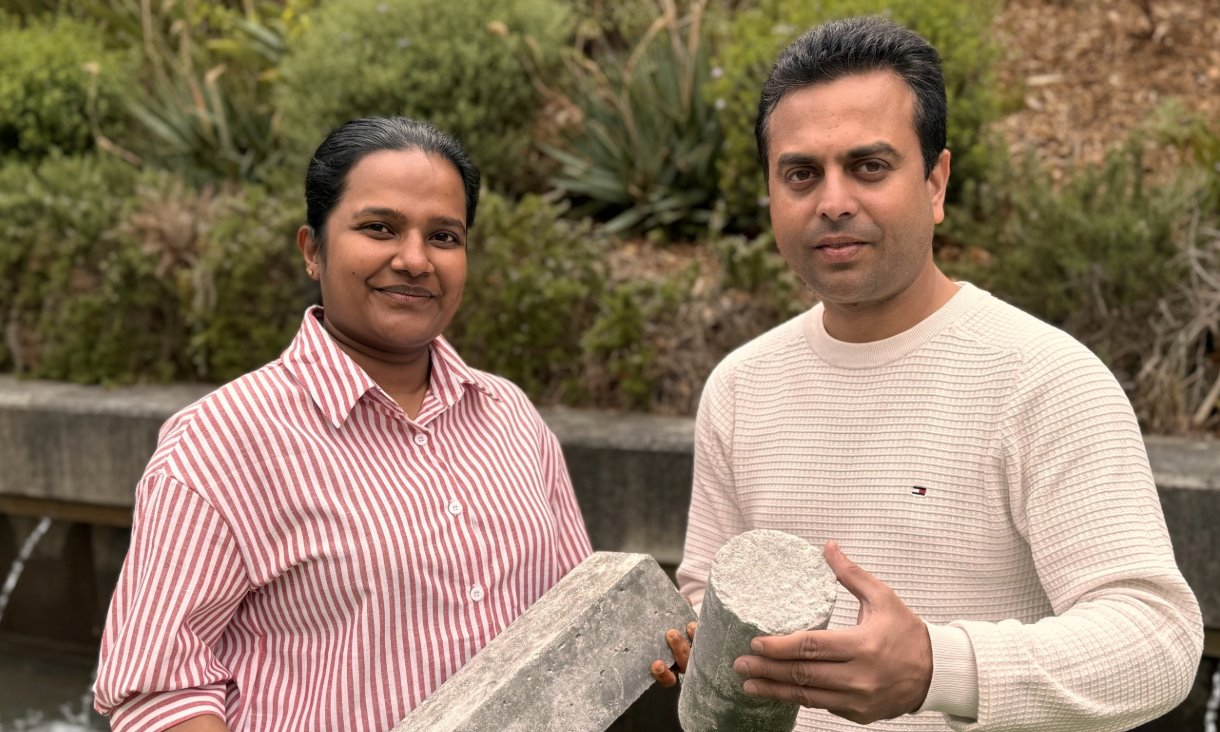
[766,73,918,152]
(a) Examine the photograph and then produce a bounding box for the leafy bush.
[581,268,697,410]
[542,1,722,237]
[1153,99,1220,211]
[0,154,184,381]
[276,0,571,194]
[945,144,1194,334]
[0,15,135,159]
[0,154,311,383]
[707,0,1003,232]
[118,176,314,381]
[942,141,1214,432]
[448,192,610,402]
[710,230,804,321]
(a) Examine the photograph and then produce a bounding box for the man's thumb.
[824,540,883,608]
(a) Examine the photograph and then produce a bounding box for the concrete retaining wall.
[1,376,1218,729]
[0,375,1217,631]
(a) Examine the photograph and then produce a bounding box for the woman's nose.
[390,233,432,277]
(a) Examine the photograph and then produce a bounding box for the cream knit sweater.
[676,283,1202,731]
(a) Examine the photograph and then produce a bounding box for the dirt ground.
[993,0,1220,179]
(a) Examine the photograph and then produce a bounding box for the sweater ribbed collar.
[802,282,986,369]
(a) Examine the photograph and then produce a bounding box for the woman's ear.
[297,225,321,280]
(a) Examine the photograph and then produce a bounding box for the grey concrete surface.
[0,376,1216,630]
[391,552,696,732]
[678,530,837,732]
[0,377,211,507]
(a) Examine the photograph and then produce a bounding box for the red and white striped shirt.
[95,307,592,732]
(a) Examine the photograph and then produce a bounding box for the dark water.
[0,636,104,732]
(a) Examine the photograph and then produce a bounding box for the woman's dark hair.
[755,16,947,180]
[304,116,480,248]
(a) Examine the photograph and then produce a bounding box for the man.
[651,16,1203,731]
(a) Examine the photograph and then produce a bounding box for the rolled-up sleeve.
[95,471,251,731]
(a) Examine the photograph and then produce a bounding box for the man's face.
[765,70,949,317]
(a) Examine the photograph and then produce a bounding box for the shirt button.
[468,585,484,602]
[413,433,428,446]
[447,500,463,516]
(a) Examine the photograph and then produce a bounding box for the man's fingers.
[732,656,855,691]
[824,540,886,609]
[740,677,856,712]
[747,630,857,662]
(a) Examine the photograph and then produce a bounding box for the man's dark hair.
[755,16,947,180]
[304,116,481,250]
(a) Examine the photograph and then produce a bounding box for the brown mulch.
[992,0,1220,181]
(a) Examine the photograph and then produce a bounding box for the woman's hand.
[649,620,698,687]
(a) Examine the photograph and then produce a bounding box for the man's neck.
[822,267,960,343]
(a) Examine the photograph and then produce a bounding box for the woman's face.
[298,148,468,364]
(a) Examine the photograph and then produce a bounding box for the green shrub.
[0,154,310,383]
[710,230,804,321]
[947,144,1194,328]
[0,16,135,159]
[707,0,1003,232]
[542,2,722,237]
[1152,99,1220,211]
[942,142,1204,373]
[171,183,313,381]
[0,154,184,381]
[120,2,294,184]
[276,0,571,194]
[581,268,696,410]
[448,192,611,402]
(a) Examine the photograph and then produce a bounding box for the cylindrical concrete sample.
[678,529,837,732]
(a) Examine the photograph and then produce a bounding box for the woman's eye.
[362,222,391,234]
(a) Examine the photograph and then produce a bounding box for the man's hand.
[649,621,697,687]
[732,540,932,725]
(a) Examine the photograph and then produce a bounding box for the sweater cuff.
[917,622,979,721]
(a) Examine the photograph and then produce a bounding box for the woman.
[94,117,592,731]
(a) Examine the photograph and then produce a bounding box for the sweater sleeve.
[95,471,251,732]
[676,361,750,614]
[941,335,1203,731]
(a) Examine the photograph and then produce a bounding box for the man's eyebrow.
[774,143,903,170]
[846,142,902,161]
[774,152,818,169]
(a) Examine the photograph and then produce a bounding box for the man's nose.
[816,171,859,221]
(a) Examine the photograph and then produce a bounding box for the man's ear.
[297,225,321,279]
[928,149,951,225]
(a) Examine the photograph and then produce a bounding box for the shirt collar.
[280,306,499,429]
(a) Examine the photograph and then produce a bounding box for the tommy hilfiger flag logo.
[911,486,928,496]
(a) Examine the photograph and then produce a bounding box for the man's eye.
[363,223,391,234]
[787,168,816,183]
[858,161,887,175]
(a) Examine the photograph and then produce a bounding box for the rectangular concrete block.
[392,551,696,732]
